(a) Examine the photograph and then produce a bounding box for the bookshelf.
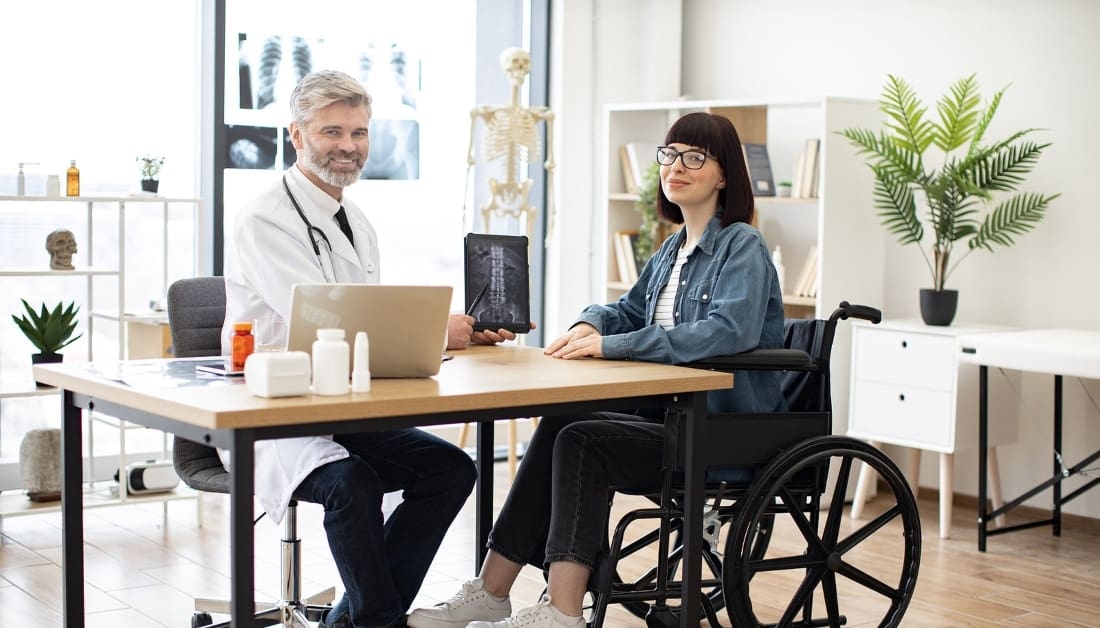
[601,98,885,321]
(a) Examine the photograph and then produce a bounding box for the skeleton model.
[465,48,555,242]
[46,228,77,270]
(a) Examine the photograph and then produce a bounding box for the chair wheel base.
[644,606,679,628]
[191,612,213,628]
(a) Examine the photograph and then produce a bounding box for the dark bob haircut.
[656,112,754,228]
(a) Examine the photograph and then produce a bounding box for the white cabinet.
[0,194,201,515]
[847,319,1020,537]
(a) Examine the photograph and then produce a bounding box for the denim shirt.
[576,217,785,413]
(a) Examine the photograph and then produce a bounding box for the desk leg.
[229,431,256,628]
[1053,374,1063,537]
[679,393,707,628]
[475,420,494,572]
[61,390,85,628]
[978,365,989,552]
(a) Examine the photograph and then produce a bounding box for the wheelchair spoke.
[837,504,903,554]
[777,567,825,627]
[836,559,902,600]
[823,456,853,546]
[778,486,828,555]
[822,571,842,627]
[749,552,818,573]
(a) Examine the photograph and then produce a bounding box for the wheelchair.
[586,302,921,628]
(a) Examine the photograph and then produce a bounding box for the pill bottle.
[231,321,254,369]
[312,328,350,395]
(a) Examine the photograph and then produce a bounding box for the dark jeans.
[487,413,666,570]
[293,428,477,628]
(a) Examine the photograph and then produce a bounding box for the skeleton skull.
[46,229,77,270]
[499,47,531,86]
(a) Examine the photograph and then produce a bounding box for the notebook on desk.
[287,284,453,378]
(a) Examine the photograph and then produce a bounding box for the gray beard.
[303,152,364,188]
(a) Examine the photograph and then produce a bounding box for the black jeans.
[292,429,477,628]
[487,413,666,570]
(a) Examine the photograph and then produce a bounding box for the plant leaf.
[969,192,1061,251]
[932,73,982,153]
[880,74,936,155]
[871,169,923,245]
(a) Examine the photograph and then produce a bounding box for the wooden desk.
[957,329,1100,551]
[34,345,731,628]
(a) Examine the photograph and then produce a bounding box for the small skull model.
[46,228,77,270]
[500,47,531,86]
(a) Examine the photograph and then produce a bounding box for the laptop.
[287,284,453,378]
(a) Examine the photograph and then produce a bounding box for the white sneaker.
[407,578,511,628]
[467,598,584,628]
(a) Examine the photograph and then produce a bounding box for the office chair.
[166,276,334,628]
[587,303,921,628]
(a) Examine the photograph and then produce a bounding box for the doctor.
[222,70,516,628]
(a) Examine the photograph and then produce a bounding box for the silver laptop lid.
[287,284,452,378]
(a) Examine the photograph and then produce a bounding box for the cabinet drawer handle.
[900,340,908,349]
[898,393,905,402]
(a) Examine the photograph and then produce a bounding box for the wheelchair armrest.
[680,348,814,373]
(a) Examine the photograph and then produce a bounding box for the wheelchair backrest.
[780,318,831,414]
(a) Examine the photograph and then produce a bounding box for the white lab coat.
[221,164,381,524]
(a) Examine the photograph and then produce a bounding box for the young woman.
[408,112,785,628]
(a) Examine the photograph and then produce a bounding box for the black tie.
[334,206,355,248]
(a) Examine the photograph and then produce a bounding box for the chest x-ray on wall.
[227,32,420,180]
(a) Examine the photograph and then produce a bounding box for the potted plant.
[776,181,793,197]
[11,299,83,364]
[136,155,165,194]
[840,74,1059,325]
[635,161,662,264]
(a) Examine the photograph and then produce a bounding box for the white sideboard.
[846,319,1020,538]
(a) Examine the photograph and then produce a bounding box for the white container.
[244,350,311,398]
[351,331,371,392]
[46,175,60,197]
[771,245,786,294]
[312,328,349,395]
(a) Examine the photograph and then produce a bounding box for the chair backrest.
[166,276,226,358]
[779,318,830,413]
[166,277,231,494]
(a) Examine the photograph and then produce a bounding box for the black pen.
[466,282,488,316]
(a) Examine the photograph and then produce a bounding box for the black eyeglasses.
[656,146,714,170]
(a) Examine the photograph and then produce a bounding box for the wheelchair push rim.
[724,436,921,628]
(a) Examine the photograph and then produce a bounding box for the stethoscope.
[283,175,338,282]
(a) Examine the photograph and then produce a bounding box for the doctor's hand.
[545,323,603,359]
[446,314,476,350]
[471,321,537,346]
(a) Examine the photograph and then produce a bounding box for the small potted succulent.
[136,155,165,194]
[11,299,83,364]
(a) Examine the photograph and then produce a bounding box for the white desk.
[957,329,1100,551]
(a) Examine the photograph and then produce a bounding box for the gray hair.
[289,70,373,128]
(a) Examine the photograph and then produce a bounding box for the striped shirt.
[654,245,693,329]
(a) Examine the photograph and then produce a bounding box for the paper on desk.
[81,360,241,390]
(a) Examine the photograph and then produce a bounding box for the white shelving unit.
[602,98,887,436]
[0,194,202,516]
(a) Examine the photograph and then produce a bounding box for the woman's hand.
[545,323,603,359]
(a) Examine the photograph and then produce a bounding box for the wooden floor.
[1,463,1097,627]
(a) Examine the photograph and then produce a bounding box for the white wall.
[678,0,1100,518]
[550,0,1100,519]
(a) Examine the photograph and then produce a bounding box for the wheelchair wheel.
[723,436,920,628]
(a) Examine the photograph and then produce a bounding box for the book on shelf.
[616,230,641,283]
[793,245,818,298]
[790,150,806,199]
[798,138,821,199]
[612,231,633,283]
[619,142,652,196]
[742,143,775,196]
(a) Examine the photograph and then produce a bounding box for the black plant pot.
[919,289,958,326]
[141,179,159,194]
[31,353,63,387]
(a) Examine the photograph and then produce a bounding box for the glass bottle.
[231,321,254,370]
[66,160,80,197]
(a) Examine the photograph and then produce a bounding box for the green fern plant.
[839,74,1060,291]
[11,299,83,355]
[635,161,662,262]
